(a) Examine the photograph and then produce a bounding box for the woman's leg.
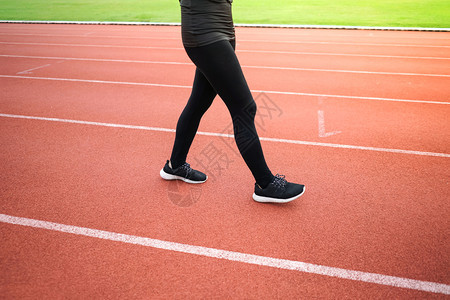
[184,40,274,188]
[170,68,217,169]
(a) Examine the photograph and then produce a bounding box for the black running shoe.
[253,174,305,203]
[160,160,207,184]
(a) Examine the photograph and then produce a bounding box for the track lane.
[0,37,448,58]
[1,56,449,103]
[3,222,443,299]
[0,117,448,287]
[1,23,450,44]
[1,77,449,154]
[1,49,449,75]
[2,24,450,58]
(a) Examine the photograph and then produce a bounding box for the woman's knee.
[242,99,257,121]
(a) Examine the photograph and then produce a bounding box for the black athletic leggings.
[170,39,274,187]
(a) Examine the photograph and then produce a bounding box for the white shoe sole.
[252,187,305,203]
[160,168,207,184]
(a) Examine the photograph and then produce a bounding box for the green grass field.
[0,0,449,28]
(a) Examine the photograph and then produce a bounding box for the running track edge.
[0,214,449,295]
[1,20,449,32]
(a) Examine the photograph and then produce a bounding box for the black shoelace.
[178,162,192,178]
[273,174,287,190]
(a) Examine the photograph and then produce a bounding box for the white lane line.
[0,54,189,66]
[245,65,450,77]
[238,49,450,60]
[0,41,183,50]
[0,41,449,60]
[0,32,177,40]
[1,32,450,48]
[0,213,449,295]
[0,113,449,158]
[239,39,450,48]
[2,30,450,41]
[1,55,449,77]
[0,75,449,105]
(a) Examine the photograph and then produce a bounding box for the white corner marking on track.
[318,110,341,137]
[318,97,342,138]
[0,213,449,295]
[16,63,52,75]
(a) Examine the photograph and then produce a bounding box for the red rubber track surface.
[1,24,449,299]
